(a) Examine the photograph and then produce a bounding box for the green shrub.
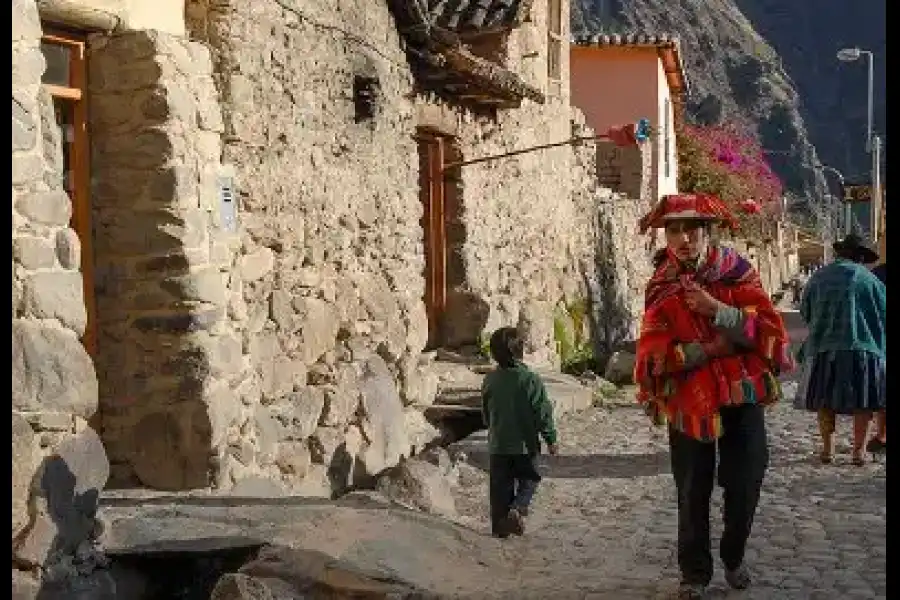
[553,298,595,374]
[478,331,492,360]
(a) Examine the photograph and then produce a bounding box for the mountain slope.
[572,0,827,217]
[732,0,885,185]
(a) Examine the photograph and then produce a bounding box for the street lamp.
[837,47,874,152]
[837,46,881,243]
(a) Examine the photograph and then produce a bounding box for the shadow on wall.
[585,210,635,360]
[14,452,109,599]
[88,29,216,491]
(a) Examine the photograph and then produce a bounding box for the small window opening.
[353,75,381,123]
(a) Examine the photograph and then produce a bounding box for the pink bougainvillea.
[677,121,783,238]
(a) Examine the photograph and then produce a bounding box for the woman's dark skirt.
[793,349,886,414]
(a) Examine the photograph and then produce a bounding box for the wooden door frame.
[41,26,96,356]
[416,128,450,348]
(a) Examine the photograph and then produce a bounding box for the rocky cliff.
[573,0,885,222]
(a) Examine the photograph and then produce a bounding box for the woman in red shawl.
[634,194,794,600]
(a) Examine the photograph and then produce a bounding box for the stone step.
[434,390,481,407]
[430,366,594,419]
[423,404,482,420]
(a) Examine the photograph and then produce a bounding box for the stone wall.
[12,0,107,576]
[87,30,232,491]
[407,107,654,364]
[12,0,658,520]
[731,235,800,297]
[35,0,186,34]
[185,0,438,495]
[595,141,652,203]
[573,133,654,351]
[178,0,631,496]
[411,0,589,365]
[432,101,586,365]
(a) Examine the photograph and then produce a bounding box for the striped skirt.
[793,349,886,414]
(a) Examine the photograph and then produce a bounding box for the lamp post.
[837,47,874,152]
[837,47,881,242]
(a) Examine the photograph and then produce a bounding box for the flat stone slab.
[99,493,513,597]
[431,362,593,418]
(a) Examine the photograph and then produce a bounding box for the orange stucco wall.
[570,46,678,201]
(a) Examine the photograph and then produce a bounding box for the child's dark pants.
[489,453,542,534]
[669,404,769,586]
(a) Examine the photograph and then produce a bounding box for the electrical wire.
[270,0,415,83]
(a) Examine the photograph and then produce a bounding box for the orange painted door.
[416,130,448,349]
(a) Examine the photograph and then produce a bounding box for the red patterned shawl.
[634,245,795,441]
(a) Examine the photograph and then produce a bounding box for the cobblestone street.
[449,402,885,599]
[448,310,886,599]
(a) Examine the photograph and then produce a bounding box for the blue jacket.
[799,259,886,361]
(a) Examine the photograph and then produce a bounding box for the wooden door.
[41,28,95,356]
[416,130,448,349]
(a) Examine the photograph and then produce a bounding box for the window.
[352,75,381,122]
[663,97,671,178]
[40,29,96,356]
[547,0,563,82]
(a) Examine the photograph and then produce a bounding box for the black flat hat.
[833,232,879,264]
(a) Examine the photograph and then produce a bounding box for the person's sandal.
[676,582,706,599]
[851,452,866,467]
[725,564,752,590]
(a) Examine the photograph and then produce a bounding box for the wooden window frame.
[41,27,96,357]
[547,0,563,83]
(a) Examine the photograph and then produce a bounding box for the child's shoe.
[506,508,525,536]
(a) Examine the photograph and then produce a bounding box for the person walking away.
[481,327,559,538]
[793,233,886,465]
[868,261,886,454]
[634,193,794,599]
[790,270,807,306]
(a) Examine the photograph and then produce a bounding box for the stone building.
[12,0,656,579]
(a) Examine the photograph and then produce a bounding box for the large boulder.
[517,300,557,367]
[12,319,98,418]
[376,455,457,518]
[12,413,36,537]
[13,427,109,569]
[209,545,432,600]
[603,351,636,386]
[536,370,595,417]
[100,496,510,597]
[355,356,409,482]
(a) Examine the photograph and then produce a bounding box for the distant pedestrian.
[634,193,794,600]
[794,234,886,465]
[481,327,558,539]
[791,270,808,305]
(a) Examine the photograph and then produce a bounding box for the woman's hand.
[701,334,735,359]
[684,284,723,317]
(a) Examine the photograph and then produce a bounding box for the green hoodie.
[481,362,558,455]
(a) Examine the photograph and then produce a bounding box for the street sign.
[844,183,872,203]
